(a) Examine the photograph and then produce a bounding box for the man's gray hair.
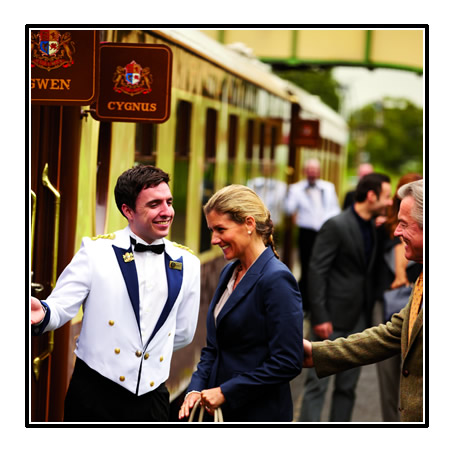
[398,179,423,229]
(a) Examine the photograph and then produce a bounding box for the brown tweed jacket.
[312,292,423,422]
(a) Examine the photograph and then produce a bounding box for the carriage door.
[30,105,82,422]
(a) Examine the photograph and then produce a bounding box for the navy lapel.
[112,244,140,332]
[204,263,236,347]
[211,262,238,310]
[216,248,274,327]
[146,252,183,345]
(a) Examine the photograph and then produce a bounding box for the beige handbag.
[188,399,224,422]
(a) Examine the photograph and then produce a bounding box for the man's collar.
[128,228,164,246]
[303,179,323,189]
[352,203,372,223]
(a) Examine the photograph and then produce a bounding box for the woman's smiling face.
[206,210,250,261]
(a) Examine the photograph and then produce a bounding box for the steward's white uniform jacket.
[33,227,200,396]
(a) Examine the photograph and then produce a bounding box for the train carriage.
[29,28,348,422]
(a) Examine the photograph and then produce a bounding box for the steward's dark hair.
[355,173,390,203]
[114,165,170,217]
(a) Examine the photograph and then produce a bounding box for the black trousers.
[64,358,170,422]
[298,227,318,312]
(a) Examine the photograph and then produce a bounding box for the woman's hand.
[178,391,201,420]
[390,274,409,289]
[200,387,225,414]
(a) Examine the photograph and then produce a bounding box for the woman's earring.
[248,231,252,235]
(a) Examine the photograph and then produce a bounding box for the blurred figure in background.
[247,162,287,227]
[374,173,423,421]
[285,158,340,313]
[343,162,374,210]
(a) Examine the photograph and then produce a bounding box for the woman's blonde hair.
[203,184,279,258]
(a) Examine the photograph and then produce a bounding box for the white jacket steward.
[35,227,200,396]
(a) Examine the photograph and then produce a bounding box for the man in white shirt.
[247,163,287,226]
[285,158,340,312]
[31,165,200,422]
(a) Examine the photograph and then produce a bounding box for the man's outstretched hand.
[303,339,314,368]
[31,297,45,325]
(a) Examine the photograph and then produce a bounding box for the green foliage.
[273,68,341,112]
[272,68,423,179]
[347,98,423,176]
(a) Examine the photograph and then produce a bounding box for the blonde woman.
[179,185,303,422]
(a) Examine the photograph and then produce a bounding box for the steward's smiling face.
[123,182,174,244]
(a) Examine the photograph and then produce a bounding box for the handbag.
[188,399,224,422]
[383,285,412,322]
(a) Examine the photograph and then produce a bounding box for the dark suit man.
[300,173,393,422]
[303,179,424,422]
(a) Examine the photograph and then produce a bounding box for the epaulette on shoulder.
[172,242,195,255]
[91,233,116,241]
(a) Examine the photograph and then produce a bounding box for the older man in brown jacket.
[303,179,424,422]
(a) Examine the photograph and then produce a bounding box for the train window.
[259,122,266,161]
[245,119,254,180]
[135,123,156,165]
[204,108,217,159]
[174,101,191,157]
[227,114,238,184]
[171,100,192,245]
[270,125,277,161]
[96,121,112,235]
[200,107,218,253]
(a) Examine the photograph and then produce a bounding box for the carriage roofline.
[152,29,348,146]
[151,29,295,100]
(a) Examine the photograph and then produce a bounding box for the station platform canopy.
[200,29,423,74]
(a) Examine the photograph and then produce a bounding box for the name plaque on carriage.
[31,30,99,105]
[294,119,321,147]
[93,43,173,123]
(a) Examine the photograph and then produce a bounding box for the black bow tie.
[130,238,165,254]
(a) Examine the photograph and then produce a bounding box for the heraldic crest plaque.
[94,43,173,123]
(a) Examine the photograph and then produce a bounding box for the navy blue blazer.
[187,247,303,422]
